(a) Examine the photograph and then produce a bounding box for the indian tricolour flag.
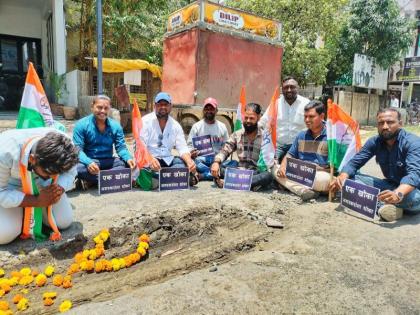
[234,85,246,131]
[257,87,279,172]
[326,100,362,171]
[16,62,54,129]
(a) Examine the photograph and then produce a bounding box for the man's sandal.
[189,172,200,186]
[213,177,224,188]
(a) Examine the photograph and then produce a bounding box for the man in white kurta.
[260,77,310,163]
[0,128,78,244]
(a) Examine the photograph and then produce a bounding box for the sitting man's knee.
[0,226,21,245]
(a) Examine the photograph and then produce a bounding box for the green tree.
[225,0,348,85]
[326,0,415,85]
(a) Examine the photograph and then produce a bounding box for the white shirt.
[141,112,189,165]
[390,98,399,108]
[0,128,77,209]
[187,119,229,153]
[260,94,309,146]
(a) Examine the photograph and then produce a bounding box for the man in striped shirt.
[211,103,273,191]
[273,100,330,201]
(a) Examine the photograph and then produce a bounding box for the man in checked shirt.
[210,103,273,191]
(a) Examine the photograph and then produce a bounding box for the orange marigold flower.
[44,297,54,306]
[18,275,34,286]
[67,263,79,275]
[19,268,31,277]
[139,234,150,243]
[104,260,113,272]
[59,300,72,313]
[123,256,133,267]
[42,292,57,299]
[74,252,84,264]
[94,261,103,273]
[136,246,146,257]
[0,301,9,311]
[0,284,11,293]
[35,274,47,287]
[44,265,55,277]
[132,253,141,263]
[31,269,39,277]
[12,294,24,304]
[16,297,29,311]
[95,246,105,257]
[86,260,95,272]
[10,271,21,279]
[52,275,63,287]
[62,275,72,289]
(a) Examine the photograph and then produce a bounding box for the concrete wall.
[0,2,43,38]
[62,70,89,107]
[334,91,379,125]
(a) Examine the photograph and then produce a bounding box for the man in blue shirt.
[73,95,135,189]
[273,100,330,201]
[330,108,420,221]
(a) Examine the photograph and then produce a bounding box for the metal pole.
[367,88,371,125]
[96,0,103,94]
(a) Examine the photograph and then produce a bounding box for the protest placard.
[192,135,214,156]
[159,167,189,191]
[223,168,253,191]
[285,157,317,188]
[341,179,380,219]
[98,168,132,195]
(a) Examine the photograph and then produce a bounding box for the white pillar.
[52,0,66,75]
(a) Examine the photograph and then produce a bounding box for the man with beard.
[187,97,237,180]
[141,92,197,186]
[73,95,135,189]
[259,76,309,163]
[330,108,420,221]
[273,100,330,201]
[210,103,273,191]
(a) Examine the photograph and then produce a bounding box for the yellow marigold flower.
[86,260,95,272]
[52,275,63,287]
[59,300,72,313]
[35,274,47,287]
[43,292,57,299]
[0,283,11,293]
[0,269,4,278]
[18,275,33,286]
[0,301,9,311]
[44,265,55,277]
[93,236,103,245]
[19,268,31,276]
[12,294,24,304]
[138,241,149,250]
[79,261,88,271]
[0,291,4,298]
[136,246,146,257]
[139,234,150,243]
[111,258,121,272]
[16,297,29,311]
[82,249,90,258]
[44,297,54,306]
[88,250,97,261]
[118,258,126,269]
[99,229,110,240]
[67,263,79,275]
[74,252,84,264]
[9,277,19,286]
[0,310,12,315]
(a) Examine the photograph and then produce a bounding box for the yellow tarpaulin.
[93,58,162,79]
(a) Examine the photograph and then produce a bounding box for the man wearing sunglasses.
[140,92,198,185]
[0,128,79,244]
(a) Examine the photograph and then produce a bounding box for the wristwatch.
[394,191,404,202]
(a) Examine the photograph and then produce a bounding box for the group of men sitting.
[0,77,419,245]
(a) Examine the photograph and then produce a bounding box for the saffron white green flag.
[234,86,246,131]
[16,62,54,129]
[326,100,361,171]
[257,87,279,171]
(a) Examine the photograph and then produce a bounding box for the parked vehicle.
[163,0,284,134]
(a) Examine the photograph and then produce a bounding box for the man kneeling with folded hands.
[273,100,330,201]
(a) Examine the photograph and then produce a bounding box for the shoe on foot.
[75,178,89,191]
[300,189,318,202]
[378,204,403,222]
[251,185,262,192]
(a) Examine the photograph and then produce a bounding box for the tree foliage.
[326,0,415,85]
[225,0,348,85]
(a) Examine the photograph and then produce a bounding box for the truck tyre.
[180,114,199,135]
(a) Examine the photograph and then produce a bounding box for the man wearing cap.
[187,97,237,180]
[140,92,197,185]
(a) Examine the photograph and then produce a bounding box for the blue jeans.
[195,155,239,180]
[151,157,187,178]
[77,157,126,183]
[355,173,420,213]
